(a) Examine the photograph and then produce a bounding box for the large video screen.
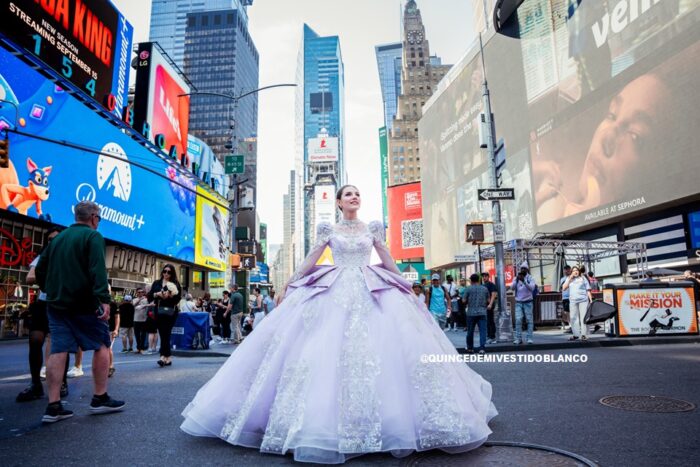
[0,0,133,117]
[0,46,196,262]
[419,0,700,269]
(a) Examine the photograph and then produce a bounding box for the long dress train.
[181,219,497,464]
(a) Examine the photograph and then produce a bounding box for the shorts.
[28,300,50,334]
[119,327,134,338]
[47,306,111,354]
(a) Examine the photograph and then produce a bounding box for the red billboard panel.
[387,182,424,260]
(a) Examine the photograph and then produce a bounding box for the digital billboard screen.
[0,0,133,117]
[133,42,190,165]
[419,0,700,269]
[0,46,195,262]
[194,186,229,271]
[387,182,424,261]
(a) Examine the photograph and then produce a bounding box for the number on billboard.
[32,35,41,55]
[85,79,96,97]
[61,57,73,78]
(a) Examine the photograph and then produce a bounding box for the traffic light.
[229,253,241,269]
[0,136,8,168]
[241,254,256,270]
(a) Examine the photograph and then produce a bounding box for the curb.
[455,336,700,353]
[171,336,700,358]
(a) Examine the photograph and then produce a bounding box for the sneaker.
[42,402,74,423]
[60,382,69,398]
[486,339,497,344]
[40,366,46,380]
[108,367,116,378]
[513,339,521,345]
[478,349,486,355]
[120,349,129,353]
[89,393,126,414]
[67,366,83,378]
[527,339,534,344]
[127,348,133,353]
[466,349,475,354]
[16,384,44,402]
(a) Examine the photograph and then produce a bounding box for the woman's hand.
[533,161,563,205]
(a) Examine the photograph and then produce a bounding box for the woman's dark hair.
[335,184,358,211]
[161,263,180,285]
[254,287,261,293]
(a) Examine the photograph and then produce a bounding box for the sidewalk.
[171,327,700,358]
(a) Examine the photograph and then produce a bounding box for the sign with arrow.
[478,188,514,201]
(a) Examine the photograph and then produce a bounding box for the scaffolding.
[479,236,648,277]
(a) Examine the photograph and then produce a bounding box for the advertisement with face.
[388,183,424,261]
[133,42,190,164]
[194,186,229,271]
[531,37,700,231]
[0,46,195,261]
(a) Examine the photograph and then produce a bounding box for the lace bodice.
[318,220,383,267]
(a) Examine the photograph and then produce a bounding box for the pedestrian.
[251,288,265,326]
[560,265,572,331]
[562,265,593,341]
[481,272,498,344]
[461,274,490,354]
[148,264,182,367]
[228,284,245,344]
[412,282,426,303]
[16,227,71,403]
[118,295,135,353]
[587,271,600,291]
[443,275,460,331]
[132,288,149,354]
[107,296,119,377]
[425,273,451,327]
[217,291,231,342]
[181,293,198,312]
[35,201,125,423]
[263,290,276,315]
[145,287,159,354]
[511,264,536,345]
[457,277,468,330]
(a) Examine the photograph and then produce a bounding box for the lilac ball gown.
[181,219,497,464]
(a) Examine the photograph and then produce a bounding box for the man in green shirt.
[36,201,125,423]
[228,284,245,344]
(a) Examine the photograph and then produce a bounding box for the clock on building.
[407,30,424,44]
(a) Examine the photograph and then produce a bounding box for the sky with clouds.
[112,0,478,244]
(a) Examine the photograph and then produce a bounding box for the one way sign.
[478,188,515,201]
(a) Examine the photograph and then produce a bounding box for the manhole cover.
[599,395,695,413]
[402,442,596,466]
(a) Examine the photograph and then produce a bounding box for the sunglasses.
[162,270,172,275]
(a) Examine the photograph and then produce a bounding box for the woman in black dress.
[147,264,182,367]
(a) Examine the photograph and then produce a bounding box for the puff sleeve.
[369,220,401,275]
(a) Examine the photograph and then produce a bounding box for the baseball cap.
[431,273,440,280]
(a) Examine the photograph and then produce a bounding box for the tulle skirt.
[181,266,497,464]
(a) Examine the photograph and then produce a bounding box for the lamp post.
[179,84,296,282]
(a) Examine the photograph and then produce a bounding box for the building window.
[201,15,208,26]
[214,14,221,25]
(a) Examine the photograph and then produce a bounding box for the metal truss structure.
[479,237,648,275]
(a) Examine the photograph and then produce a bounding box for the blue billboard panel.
[0,47,194,262]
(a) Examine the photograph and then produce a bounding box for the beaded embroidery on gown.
[181,220,497,464]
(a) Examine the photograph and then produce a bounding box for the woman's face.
[580,75,670,202]
[337,186,361,214]
[572,267,580,277]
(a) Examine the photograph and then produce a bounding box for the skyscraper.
[296,24,346,256]
[389,0,451,186]
[375,42,403,131]
[184,9,259,162]
[149,0,252,69]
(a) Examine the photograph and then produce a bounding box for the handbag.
[158,306,176,317]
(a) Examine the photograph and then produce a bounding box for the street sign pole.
[480,33,512,342]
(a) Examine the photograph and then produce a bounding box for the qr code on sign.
[401,220,424,249]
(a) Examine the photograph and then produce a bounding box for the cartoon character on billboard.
[0,158,53,220]
[640,308,679,336]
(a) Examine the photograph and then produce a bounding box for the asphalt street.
[0,339,699,466]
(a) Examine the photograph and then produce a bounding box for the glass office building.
[149,0,252,69]
[296,24,346,255]
[184,9,259,163]
[375,42,402,131]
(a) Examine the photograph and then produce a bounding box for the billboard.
[133,42,190,165]
[187,135,226,197]
[314,184,336,227]
[194,186,229,271]
[0,46,195,261]
[616,287,698,336]
[0,0,133,118]
[420,0,700,269]
[387,182,424,261]
[308,136,338,162]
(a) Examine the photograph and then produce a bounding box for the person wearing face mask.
[181,184,497,463]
